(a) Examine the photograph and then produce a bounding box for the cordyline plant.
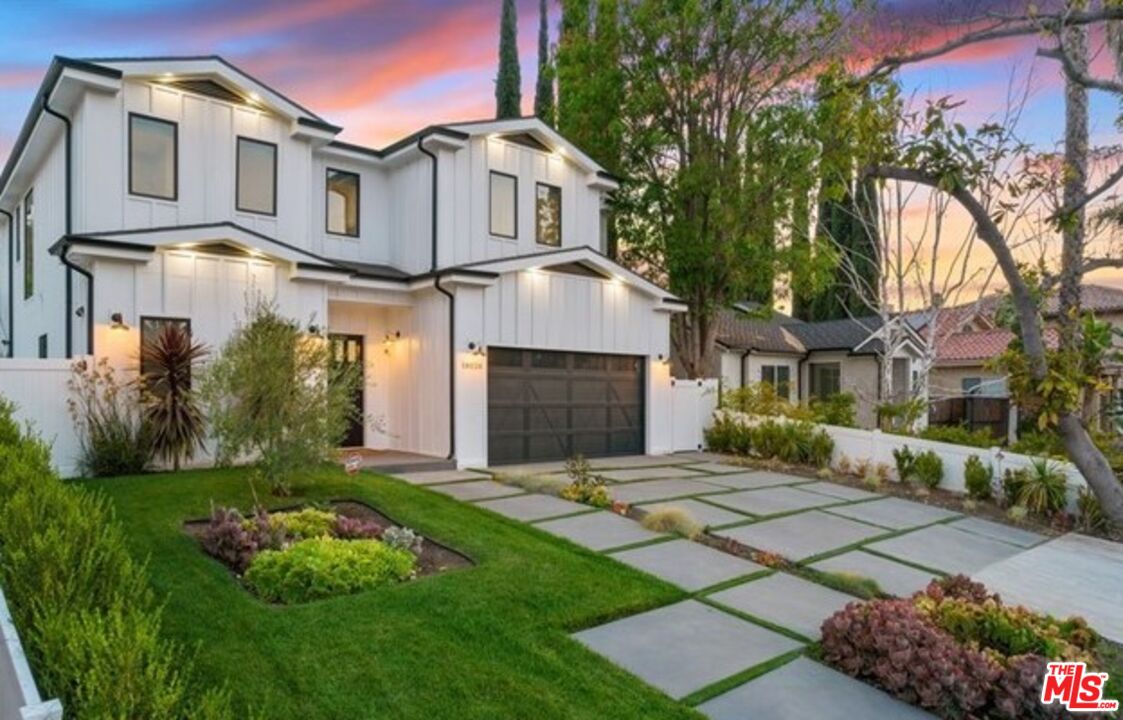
[139,322,208,471]
[198,298,361,495]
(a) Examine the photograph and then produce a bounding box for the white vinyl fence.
[0,359,81,478]
[670,378,720,452]
[0,587,61,720]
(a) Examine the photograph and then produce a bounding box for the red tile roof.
[937,327,1060,363]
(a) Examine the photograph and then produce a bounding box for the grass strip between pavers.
[679,648,806,707]
[859,546,951,577]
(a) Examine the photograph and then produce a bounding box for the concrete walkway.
[384,453,1120,718]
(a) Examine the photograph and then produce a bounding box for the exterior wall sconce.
[467,342,487,357]
[109,312,128,330]
[308,323,321,335]
[657,353,670,366]
[384,330,400,355]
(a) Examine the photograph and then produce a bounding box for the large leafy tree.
[614,0,856,377]
[495,0,522,119]
[534,0,556,125]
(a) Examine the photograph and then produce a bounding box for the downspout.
[0,209,12,357]
[42,97,87,357]
[740,349,751,389]
[418,135,455,460]
[797,353,808,403]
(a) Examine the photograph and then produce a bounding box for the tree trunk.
[1059,412,1123,519]
[1058,16,1090,350]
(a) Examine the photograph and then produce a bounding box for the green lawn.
[79,467,699,719]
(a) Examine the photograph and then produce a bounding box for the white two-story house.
[0,56,685,468]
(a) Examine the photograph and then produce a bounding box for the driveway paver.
[716,510,890,561]
[707,486,839,517]
[639,499,749,528]
[609,478,728,504]
[698,657,936,720]
[825,497,960,530]
[798,481,882,502]
[475,494,592,522]
[810,550,937,598]
[975,533,1123,644]
[590,455,696,470]
[707,572,855,640]
[703,471,809,491]
[947,516,1047,548]
[610,539,765,591]
[688,462,750,474]
[572,600,803,699]
[429,480,523,502]
[536,511,665,551]
[865,523,1023,575]
[599,466,708,482]
[394,469,489,485]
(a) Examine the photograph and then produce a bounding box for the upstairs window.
[536,183,561,246]
[326,169,360,236]
[236,137,277,215]
[23,189,33,299]
[489,171,517,238]
[809,362,841,398]
[129,114,177,200]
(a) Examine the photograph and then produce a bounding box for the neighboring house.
[0,56,686,468]
[700,307,924,429]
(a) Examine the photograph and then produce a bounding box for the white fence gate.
[1,587,62,720]
[0,359,81,478]
[671,378,719,452]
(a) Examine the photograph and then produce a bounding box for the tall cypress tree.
[556,0,622,172]
[495,0,522,119]
[534,0,556,125]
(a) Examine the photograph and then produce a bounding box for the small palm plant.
[141,323,208,470]
[1017,458,1068,516]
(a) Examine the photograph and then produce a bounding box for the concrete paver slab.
[610,539,765,591]
[639,499,750,528]
[394,469,489,485]
[865,523,1023,575]
[810,550,937,598]
[707,486,839,517]
[589,455,696,470]
[975,533,1123,643]
[717,511,890,561]
[698,657,936,720]
[430,480,524,502]
[536,511,665,551]
[825,497,960,530]
[688,462,751,474]
[798,481,882,502]
[707,572,855,640]
[572,600,803,699]
[947,516,1047,548]
[609,478,728,504]
[475,494,592,522]
[703,471,811,491]
[599,466,708,482]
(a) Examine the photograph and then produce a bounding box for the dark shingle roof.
[714,309,805,354]
[784,316,882,352]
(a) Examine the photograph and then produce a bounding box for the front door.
[330,334,365,447]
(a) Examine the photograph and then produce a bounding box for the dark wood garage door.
[488,347,645,465]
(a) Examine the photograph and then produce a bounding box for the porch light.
[110,312,128,330]
[468,342,487,357]
[383,331,400,354]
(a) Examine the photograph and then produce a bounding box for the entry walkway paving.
[429,480,523,502]
[810,550,937,598]
[608,478,729,504]
[573,600,803,700]
[706,486,840,517]
[825,496,960,530]
[698,657,936,719]
[535,511,666,551]
[707,572,855,640]
[475,494,592,522]
[865,523,1024,575]
[599,466,708,482]
[394,469,489,485]
[637,499,749,529]
[716,510,889,561]
[610,539,765,591]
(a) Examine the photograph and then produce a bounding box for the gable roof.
[714,308,805,354]
[785,316,883,352]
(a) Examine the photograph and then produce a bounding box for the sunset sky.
[1,0,1120,298]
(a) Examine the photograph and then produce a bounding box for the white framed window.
[536,182,561,246]
[490,171,517,238]
[129,114,177,200]
[326,168,360,236]
[236,137,277,215]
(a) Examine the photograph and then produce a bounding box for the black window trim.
[235,136,278,217]
[489,170,518,240]
[535,181,562,247]
[325,167,360,238]
[37,333,47,359]
[22,188,33,300]
[809,361,842,398]
[128,112,179,201]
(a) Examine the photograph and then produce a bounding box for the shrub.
[1002,467,1028,506]
[67,357,154,477]
[1006,505,1029,523]
[560,454,611,507]
[1076,487,1112,535]
[912,451,943,489]
[806,427,835,468]
[199,298,362,495]
[140,322,208,470]
[270,508,338,539]
[821,599,998,717]
[381,525,424,555]
[1016,458,1068,516]
[916,424,996,449]
[244,537,415,604]
[834,455,853,475]
[333,515,384,540]
[893,446,916,482]
[809,570,882,599]
[809,392,857,427]
[200,506,260,573]
[640,507,703,538]
[1009,430,1065,459]
[705,415,752,455]
[0,398,233,718]
[494,472,570,495]
[964,455,994,501]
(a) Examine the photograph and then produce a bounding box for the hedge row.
[0,398,234,719]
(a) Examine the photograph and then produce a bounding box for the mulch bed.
[184,498,474,579]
